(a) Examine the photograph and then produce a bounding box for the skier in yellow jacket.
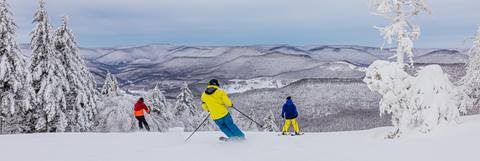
[201,79,245,140]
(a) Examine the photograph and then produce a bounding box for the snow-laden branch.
[370,0,430,66]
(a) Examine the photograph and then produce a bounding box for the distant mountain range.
[19,44,469,90]
[17,43,471,132]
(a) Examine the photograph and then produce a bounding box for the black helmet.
[208,79,220,86]
[286,96,292,100]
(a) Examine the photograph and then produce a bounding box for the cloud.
[9,0,480,48]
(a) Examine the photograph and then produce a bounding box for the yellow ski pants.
[282,119,300,133]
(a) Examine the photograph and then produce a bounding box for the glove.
[281,115,284,118]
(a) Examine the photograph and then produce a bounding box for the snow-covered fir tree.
[143,83,172,132]
[364,60,469,138]
[370,0,430,66]
[30,0,69,132]
[101,71,119,96]
[173,82,199,131]
[262,110,279,132]
[461,27,480,110]
[0,0,34,134]
[54,16,98,132]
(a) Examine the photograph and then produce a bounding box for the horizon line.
[17,42,469,50]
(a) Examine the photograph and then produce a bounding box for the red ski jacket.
[134,99,150,117]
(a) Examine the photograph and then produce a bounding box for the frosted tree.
[95,75,141,132]
[95,94,137,132]
[461,27,480,110]
[101,72,120,96]
[370,0,430,66]
[144,83,172,132]
[262,110,279,132]
[365,0,467,138]
[30,0,69,132]
[409,66,469,131]
[364,60,469,138]
[0,0,34,133]
[173,82,199,131]
[54,16,98,132]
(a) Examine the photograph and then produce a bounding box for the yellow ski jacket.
[201,85,233,120]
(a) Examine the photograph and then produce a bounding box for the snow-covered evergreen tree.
[262,110,279,132]
[30,0,69,132]
[364,60,469,138]
[370,0,430,66]
[101,72,119,96]
[461,27,480,111]
[144,83,172,132]
[0,0,34,134]
[54,16,98,132]
[173,82,199,131]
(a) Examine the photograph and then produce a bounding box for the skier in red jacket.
[134,97,151,131]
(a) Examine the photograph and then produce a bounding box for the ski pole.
[231,106,264,128]
[184,114,210,142]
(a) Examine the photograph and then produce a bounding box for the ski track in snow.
[1,115,480,161]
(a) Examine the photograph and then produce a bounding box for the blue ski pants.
[214,113,245,139]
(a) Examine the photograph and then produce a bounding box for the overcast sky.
[9,0,480,48]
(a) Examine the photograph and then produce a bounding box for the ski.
[277,132,291,136]
[219,136,229,142]
[277,132,304,136]
[291,132,305,136]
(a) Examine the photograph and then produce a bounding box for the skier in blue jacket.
[281,96,301,135]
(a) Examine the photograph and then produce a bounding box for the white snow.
[1,115,480,161]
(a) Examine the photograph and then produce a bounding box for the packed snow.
[1,115,479,161]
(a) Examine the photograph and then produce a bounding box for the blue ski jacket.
[281,99,298,119]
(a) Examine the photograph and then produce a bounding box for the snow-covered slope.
[2,115,479,161]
